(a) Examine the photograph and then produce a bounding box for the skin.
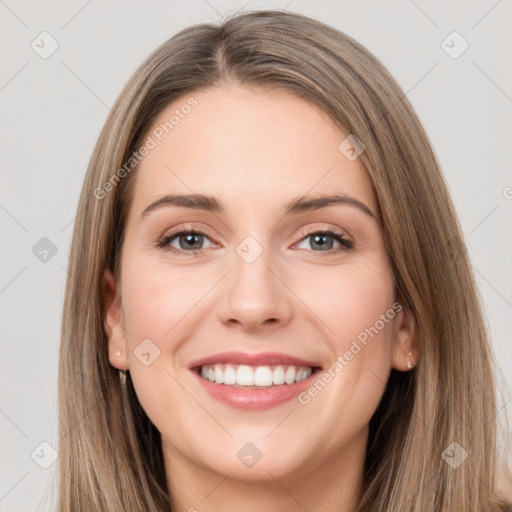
[103,84,416,512]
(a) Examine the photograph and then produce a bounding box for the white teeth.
[223,364,236,385]
[296,368,312,382]
[198,363,314,387]
[214,364,224,384]
[272,365,285,385]
[254,366,273,386]
[236,365,254,386]
[285,366,296,384]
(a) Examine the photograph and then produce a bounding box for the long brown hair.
[58,9,511,511]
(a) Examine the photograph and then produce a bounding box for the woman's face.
[104,84,414,484]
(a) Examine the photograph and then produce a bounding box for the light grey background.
[1,1,511,510]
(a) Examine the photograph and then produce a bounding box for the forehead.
[128,84,376,220]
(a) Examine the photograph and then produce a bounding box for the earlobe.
[102,270,129,371]
[390,305,418,372]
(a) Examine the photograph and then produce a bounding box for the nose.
[217,244,293,333]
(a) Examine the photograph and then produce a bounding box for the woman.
[58,9,512,511]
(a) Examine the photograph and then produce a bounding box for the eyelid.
[159,223,214,238]
[294,223,353,243]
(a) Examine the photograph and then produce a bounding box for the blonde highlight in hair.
[58,9,511,511]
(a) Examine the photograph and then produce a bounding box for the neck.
[162,428,367,512]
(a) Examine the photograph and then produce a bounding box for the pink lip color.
[188,351,321,369]
[189,352,322,411]
[192,369,319,410]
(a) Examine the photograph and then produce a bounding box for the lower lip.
[192,369,320,410]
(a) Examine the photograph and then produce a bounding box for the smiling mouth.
[196,363,322,388]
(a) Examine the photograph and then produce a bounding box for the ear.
[102,269,129,371]
[390,304,418,372]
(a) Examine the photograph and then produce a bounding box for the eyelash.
[156,225,354,257]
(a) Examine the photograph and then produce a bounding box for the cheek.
[299,262,396,398]
[118,262,205,430]
[121,261,211,340]
[295,260,395,353]
[295,260,396,413]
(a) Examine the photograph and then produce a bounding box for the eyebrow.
[140,193,377,220]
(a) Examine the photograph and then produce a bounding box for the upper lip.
[189,351,322,370]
